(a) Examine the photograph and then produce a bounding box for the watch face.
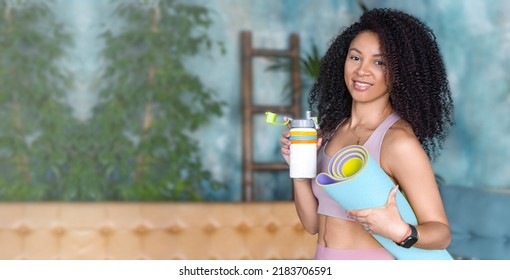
[401,236,418,248]
[401,224,419,248]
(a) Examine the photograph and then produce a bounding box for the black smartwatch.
[395,224,418,248]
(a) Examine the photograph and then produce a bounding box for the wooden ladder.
[240,31,301,201]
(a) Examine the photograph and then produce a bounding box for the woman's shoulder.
[387,118,415,141]
[382,118,427,160]
[380,118,432,178]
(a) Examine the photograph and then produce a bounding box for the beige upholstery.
[0,202,316,260]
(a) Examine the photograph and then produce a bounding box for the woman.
[280,8,454,259]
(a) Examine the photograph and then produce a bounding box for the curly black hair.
[308,8,454,160]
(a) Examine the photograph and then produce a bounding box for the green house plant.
[0,0,226,201]
[0,0,74,200]
[90,0,225,201]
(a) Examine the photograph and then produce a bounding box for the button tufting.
[293,223,305,232]
[0,202,316,260]
[134,223,152,235]
[236,222,251,234]
[266,222,278,233]
[52,226,66,236]
[16,224,31,235]
[166,224,183,234]
[203,223,217,234]
[100,226,113,236]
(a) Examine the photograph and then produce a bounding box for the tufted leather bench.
[0,202,316,260]
[5,188,505,260]
[440,185,510,260]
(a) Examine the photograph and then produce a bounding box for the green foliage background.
[0,0,225,201]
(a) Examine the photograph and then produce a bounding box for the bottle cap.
[265,111,291,125]
[265,111,319,129]
[291,119,316,128]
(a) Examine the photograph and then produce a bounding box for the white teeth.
[355,81,371,86]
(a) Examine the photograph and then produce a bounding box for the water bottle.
[289,111,318,179]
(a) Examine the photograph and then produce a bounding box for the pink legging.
[314,243,395,260]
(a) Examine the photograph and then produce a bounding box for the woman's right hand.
[280,129,292,165]
[280,117,322,165]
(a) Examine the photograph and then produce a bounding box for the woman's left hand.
[347,185,409,242]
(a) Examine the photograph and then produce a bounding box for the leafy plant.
[265,43,322,101]
[90,0,225,201]
[0,0,226,201]
[0,0,74,200]
[301,44,322,80]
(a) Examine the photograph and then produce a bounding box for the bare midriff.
[318,215,385,249]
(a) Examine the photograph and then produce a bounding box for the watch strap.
[395,224,418,248]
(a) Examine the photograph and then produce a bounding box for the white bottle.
[289,114,318,179]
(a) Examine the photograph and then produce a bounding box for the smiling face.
[344,31,390,103]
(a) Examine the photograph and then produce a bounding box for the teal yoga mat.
[315,145,453,260]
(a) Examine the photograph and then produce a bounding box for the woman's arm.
[382,130,451,249]
[292,179,320,234]
[281,130,321,234]
[348,125,451,249]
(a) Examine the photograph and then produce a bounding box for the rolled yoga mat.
[315,145,453,260]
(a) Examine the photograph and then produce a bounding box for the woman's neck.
[350,101,393,128]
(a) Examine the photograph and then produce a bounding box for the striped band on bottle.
[289,131,317,144]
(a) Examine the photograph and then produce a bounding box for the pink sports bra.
[311,112,401,220]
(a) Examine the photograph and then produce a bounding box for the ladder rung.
[252,163,289,171]
[251,49,296,57]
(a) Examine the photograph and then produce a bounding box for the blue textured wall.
[55,0,510,201]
